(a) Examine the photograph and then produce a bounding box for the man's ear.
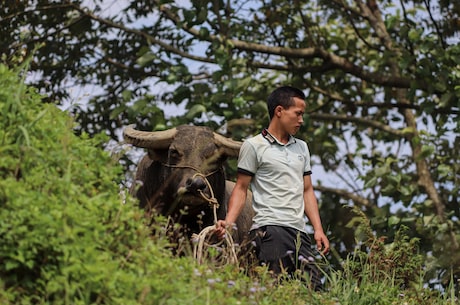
[275,105,284,117]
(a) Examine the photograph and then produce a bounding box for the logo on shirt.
[298,155,304,161]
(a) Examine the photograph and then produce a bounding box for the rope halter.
[162,162,238,265]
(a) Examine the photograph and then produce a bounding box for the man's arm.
[215,173,252,239]
[303,174,330,254]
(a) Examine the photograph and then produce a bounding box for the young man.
[215,86,329,290]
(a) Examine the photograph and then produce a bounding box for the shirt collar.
[261,128,296,145]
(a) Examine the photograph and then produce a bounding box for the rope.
[189,172,238,266]
[162,163,220,178]
[161,163,238,265]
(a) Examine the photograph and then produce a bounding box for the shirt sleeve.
[237,140,258,175]
[303,140,312,175]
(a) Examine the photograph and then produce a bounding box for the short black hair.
[267,86,306,119]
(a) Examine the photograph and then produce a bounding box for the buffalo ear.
[213,133,242,157]
[147,148,168,163]
[214,148,229,163]
[219,147,238,158]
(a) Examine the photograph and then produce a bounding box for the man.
[215,86,329,290]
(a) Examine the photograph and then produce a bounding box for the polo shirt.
[238,129,312,232]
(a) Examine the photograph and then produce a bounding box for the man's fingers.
[316,240,322,251]
[214,221,227,239]
[316,238,330,255]
[321,240,330,255]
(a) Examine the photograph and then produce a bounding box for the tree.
[1,0,459,288]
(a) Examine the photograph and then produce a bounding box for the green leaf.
[388,216,401,226]
[381,183,396,195]
[374,165,389,177]
[364,176,378,188]
[408,28,421,42]
[439,92,453,107]
[387,174,401,185]
[418,145,435,159]
[185,104,206,119]
[136,52,157,67]
[18,125,31,146]
[437,164,450,178]
[121,89,132,102]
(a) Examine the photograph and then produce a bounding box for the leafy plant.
[0,63,207,304]
[344,207,423,288]
[323,206,454,305]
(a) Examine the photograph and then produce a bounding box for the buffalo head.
[124,124,242,233]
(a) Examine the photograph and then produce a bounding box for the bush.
[0,63,197,304]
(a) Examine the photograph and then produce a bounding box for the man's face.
[279,97,306,135]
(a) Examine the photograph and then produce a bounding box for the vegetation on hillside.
[1,1,459,288]
[0,64,457,304]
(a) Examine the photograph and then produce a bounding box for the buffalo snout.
[185,176,207,193]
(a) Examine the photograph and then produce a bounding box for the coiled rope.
[190,172,238,266]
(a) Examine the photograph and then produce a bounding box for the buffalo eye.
[168,148,182,164]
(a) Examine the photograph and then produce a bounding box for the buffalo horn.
[123,124,177,149]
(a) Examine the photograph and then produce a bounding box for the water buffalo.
[123,124,253,244]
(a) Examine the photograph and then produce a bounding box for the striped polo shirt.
[238,129,312,232]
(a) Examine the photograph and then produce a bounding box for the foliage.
[1,0,460,288]
[345,207,423,289]
[323,206,457,305]
[0,63,229,304]
[0,63,457,304]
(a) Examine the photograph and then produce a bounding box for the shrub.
[0,63,193,304]
[344,207,424,288]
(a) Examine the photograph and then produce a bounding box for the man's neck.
[267,125,290,144]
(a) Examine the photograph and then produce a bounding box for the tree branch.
[422,0,446,49]
[156,1,411,89]
[329,0,381,51]
[69,3,216,65]
[315,185,372,208]
[309,112,406,137]
[307,83,459,115]
[357,0,394,50]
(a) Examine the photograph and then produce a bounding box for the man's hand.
[314,230,330,255]
[214,220,228,239]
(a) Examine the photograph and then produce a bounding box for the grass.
[147,212,458,305]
